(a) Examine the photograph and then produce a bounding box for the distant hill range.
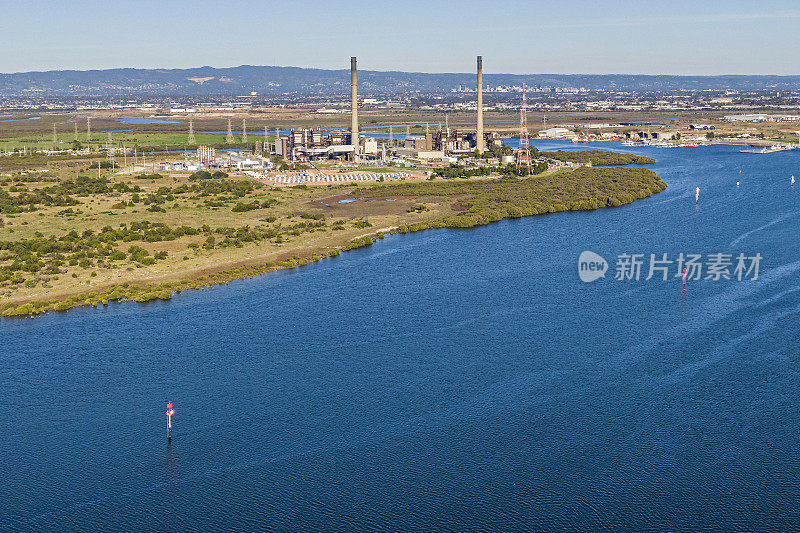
[2,65,800,97]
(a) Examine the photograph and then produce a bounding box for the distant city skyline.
[2,0,800,75]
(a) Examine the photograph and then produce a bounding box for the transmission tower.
[86,117,91,142]
[406,125,410,136]
[388,125,393,145]
[242,118,247,143]
[226,119,234,144]
[187,119,196,145]
[74,122,78,141]
[517,84,531,170]
[443,114,450,155]
[53,123,57,145]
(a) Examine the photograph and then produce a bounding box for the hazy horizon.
[2,0,800,76]
[5,63,800,78]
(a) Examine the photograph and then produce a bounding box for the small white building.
[362,137,378,155]
[538,127,576,140]
[396,148,445,161]
[723,114,769,122]
[235,158,261,170]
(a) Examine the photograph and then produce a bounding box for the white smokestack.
[351,57,359,161]
[477,55,484,153]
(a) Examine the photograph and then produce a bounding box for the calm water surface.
[2,141,800,531]
[0,116,41,124]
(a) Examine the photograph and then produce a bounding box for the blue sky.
[1,0,799,75]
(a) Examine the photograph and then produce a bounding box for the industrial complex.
[21,54,760,184]
[138,55,512,185]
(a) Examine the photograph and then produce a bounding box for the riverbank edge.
[0,178,667,319]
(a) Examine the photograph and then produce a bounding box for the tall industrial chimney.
[351,56,359,161]
[476,56,484,153]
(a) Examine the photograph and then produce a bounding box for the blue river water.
[0,116,41,123]
[2,141,800,531]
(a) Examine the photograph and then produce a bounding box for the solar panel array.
[270,173,410,184]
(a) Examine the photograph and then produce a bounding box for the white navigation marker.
[792,175,795,186]
[696,187,700,203]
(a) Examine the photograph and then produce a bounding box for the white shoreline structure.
[739,145,794,154]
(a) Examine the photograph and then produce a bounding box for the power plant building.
[397,129,502,160]
[275,129,377,161]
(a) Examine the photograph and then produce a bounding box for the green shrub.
[538,150,654,166]
[232,201,260,212]
[342,235,375,251]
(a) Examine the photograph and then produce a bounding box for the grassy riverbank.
[0,165,665,318]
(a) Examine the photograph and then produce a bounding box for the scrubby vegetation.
[434,162,548,179]
[0,215,339,293]
[537,150,655,166]
[189,170,229,180]
[0,253,344,317]
[0,176,113,213]
[370,166,666,231]
[0,175,264,215]
[0,162,666,318]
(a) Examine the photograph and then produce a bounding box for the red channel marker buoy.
[165,402,174,440]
